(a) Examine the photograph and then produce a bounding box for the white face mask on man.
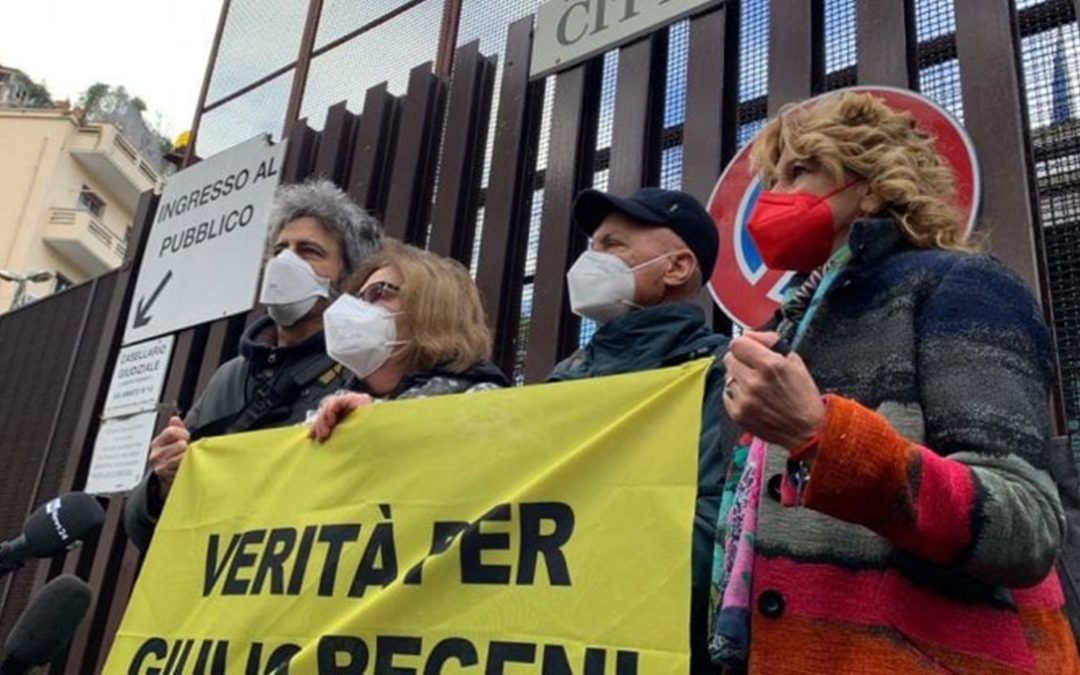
[323,294,407,379]
[565,250,676,324]
[258,249,332,327]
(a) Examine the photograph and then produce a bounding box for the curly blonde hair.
[750,91,976,251]
[347,239,492,374]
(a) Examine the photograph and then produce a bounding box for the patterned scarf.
[709,246,851,668]
[708,435,765,665]
[775,268,823,343]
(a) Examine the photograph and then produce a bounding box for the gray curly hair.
[267,178,382,280]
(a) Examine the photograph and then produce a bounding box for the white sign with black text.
[531,0,722,79]
[85,335,176,494]
[102,335,174,417]
[85,412,161,495]
[122,135,287,344]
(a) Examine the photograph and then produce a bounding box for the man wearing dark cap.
[547,186,734,674]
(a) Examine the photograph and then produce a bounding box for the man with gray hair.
[123,178,382,552]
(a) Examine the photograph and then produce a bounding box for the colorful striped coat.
[745,218,1078,673]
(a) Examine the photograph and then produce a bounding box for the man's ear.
[663,249,698,288]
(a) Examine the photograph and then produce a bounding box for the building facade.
[0,65,34,108]
[0,108,161,310]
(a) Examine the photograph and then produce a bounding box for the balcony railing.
[43,207,126,275]
[69,125,160,212]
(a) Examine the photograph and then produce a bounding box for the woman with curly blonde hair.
[711,91,1078,672]
[751,90,972,252]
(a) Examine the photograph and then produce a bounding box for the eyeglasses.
[357,281,401,304]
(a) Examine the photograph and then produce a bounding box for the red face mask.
[746,180,860,273]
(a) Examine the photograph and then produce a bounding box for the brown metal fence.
[0,1,1077,670]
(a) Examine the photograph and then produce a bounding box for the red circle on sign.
[705,86,981,329]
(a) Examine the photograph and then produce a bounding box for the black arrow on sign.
[133,270,173,329]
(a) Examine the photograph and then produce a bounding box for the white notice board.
[85,412,161,495]
[102,335,174,417]
[85,335,175,494]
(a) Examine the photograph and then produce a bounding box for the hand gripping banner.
[106,360,709,674]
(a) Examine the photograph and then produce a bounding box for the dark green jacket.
[122,316,349,553]
[547,302,734,674]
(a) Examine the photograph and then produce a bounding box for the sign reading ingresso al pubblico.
[531,0,723,78]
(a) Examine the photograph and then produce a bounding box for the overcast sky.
[1,0,223,140]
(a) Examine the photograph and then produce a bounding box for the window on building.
[77,187,105,217]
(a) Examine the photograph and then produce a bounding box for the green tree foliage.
[78,82,108,114]
[78,83,172,175]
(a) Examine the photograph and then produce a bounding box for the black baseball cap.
[572,187,719,282]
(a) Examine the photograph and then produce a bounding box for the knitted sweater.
[745,219,1078,673]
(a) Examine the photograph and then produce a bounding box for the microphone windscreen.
[22,493,105,558]
[4,575,92,665]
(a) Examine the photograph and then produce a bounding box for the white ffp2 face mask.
[259,249,332,327]
[565,250,673,324]
[323,294,406,379]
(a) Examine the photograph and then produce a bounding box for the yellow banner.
[106,360,709,674]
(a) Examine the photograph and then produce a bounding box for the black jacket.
[122,316,349,552]
[547,302,734,674]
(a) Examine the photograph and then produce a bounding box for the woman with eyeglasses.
[308,239,508,441]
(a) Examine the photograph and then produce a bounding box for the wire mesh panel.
[1020,0,1080,462]
[595,51,621,153]
[660,144,685,189]
[740,0,770,106]
[315,0,420,49]
[657,19,691,193]
[534,81,558,174]
[301,0,444,130]
[512,188,546,383]
[915,0,964,121]
[456,2,544,185]
[465,65,547,278]
[575,166,612,348]
[825,0,857,89]
[577,316,599,349]
[513,283,535,384]
[1046,224,1080,458]
[557,53,623,351]
[738,0,770,148]
[508,51,614,360]
[737,117,768,147]
[205,0,309,104]
[197,70,295,158]
[916,0,957,38]
[458,0,542,53]
[665,19,691,132]
[1021,6,1080,131]
[454,0,545,283]
[522,187,545,284]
